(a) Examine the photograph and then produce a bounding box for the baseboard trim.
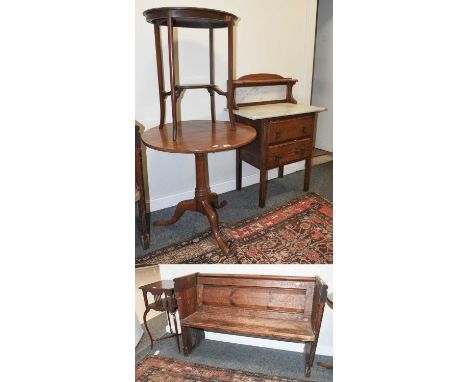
[149,156,332,212]
[164,325,332,356]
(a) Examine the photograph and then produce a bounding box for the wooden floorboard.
[312,148,331,157]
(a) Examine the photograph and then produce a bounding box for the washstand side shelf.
[141,7,257,255]
[232,73,326,208]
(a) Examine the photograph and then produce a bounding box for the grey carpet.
[135,162,333,258]
[136,315,332,381]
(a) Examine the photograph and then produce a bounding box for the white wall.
[159,264,333,356]
[135,265,162,324]
[136,0,319,211]
[312,0,333,151]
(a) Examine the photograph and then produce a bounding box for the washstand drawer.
[267,138,312,167]
[268,116,314,144]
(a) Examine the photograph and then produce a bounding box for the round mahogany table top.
[143,7,238,29]
[141,120,257,154]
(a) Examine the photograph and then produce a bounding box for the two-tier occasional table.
[140,280,180,352]
[141,7,257,254]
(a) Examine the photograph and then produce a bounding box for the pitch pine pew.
[174,273,328,377]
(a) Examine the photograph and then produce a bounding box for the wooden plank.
[199,304,308,322]
[182,311,315,342]
[198,275,314,290]
[197,274,316,282]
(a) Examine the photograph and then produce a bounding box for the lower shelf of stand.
[141,120,257,154]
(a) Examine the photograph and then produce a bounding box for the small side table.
[317,292,333,370]
[140,280,180,352]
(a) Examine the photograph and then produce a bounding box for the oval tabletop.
[141,120,257,154]
[143,7,238,29]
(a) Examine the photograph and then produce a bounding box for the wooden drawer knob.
[274,154,281,163]
[302,126,307,134]
[275,130,281,139]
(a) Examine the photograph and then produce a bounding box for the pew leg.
[182,326,205,356]
[304,340,319,377]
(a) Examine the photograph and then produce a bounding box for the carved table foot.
[209,192,227,209]
[154,199,196,226]
[200,200,229,254]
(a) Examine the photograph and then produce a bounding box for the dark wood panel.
[240,150,261,168]
[174,273,199,320]
[198,275,314,290]
[202,285,306,313]
[197,273,317,282]
[199,304,308,322]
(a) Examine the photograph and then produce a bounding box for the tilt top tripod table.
[141,7,257,254]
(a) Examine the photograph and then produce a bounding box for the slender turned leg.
[143,308,154,350]
[259,167,268,208]
[209,28,216,123]
[304,157,312,191]
[173,313,180,353]
[278,165,284,178]
[167,16,178,140]
[154,26,166,129]
[201,200,229,254]
[227,22,235,127]
[236,148,242,190]
[153,199,196,226]
[209,193,227,209]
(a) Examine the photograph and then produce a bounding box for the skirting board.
[149,155,332,212]
[164,324,332,356]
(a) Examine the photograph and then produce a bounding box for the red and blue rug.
[135,193,332,265]
[136,356,308,382]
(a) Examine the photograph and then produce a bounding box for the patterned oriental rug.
[135,193,332,265]
[136,356,308,382]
